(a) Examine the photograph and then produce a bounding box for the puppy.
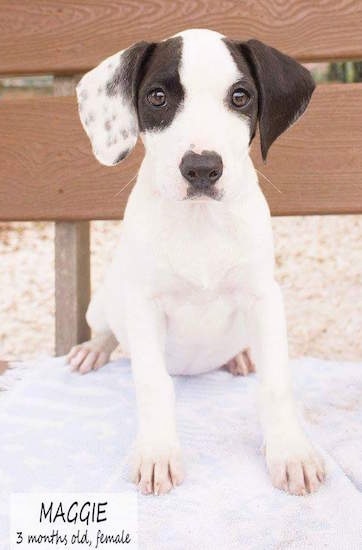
[69,29,325,496]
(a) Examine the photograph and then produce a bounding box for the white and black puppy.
[69,29,325,496]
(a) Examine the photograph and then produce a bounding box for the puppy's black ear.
[241,39,315,160]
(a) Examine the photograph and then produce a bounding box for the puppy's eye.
[147,88,167,107]
[231,88,250,108]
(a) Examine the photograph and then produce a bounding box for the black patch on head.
[104,38,183,135]
[137,37,184,132]
[225,38,315,160]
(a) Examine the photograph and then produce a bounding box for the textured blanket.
[0,356,361,549]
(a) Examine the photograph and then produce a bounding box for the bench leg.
[55,221,91,356]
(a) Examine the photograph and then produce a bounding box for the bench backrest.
[1,1,362,219]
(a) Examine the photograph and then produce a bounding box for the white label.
[10,493,138,549]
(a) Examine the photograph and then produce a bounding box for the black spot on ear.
[114,149,129,164]
[137,37,184,132]
[106,41,155,103]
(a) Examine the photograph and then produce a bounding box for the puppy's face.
[77,29,315,203]
[137,31,258,202]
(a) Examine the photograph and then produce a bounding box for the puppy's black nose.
[179,150,223,189]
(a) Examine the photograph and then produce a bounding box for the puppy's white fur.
[71,29,325,496]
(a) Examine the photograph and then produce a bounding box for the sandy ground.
[0,215,361,362]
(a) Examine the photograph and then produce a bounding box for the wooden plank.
[0,83,362,218]
[53,77,90,357]
[55,221,91,355]
[0,1,362,75]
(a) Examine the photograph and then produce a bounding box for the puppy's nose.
[179,150,223,189]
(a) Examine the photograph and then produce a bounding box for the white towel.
[0,356,361,549]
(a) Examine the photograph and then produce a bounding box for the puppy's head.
[77,29,314,202]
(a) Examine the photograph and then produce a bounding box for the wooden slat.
[0,83,362,219]
[1,1,362,75]
[55,221,91,355]
[53,77,90,357]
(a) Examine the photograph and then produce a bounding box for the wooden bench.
[1,1,362,356]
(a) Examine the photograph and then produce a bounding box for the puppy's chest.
[154,233,250,333]
[157,214,248,291]
[157,265,246,357]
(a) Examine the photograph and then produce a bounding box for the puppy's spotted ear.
[76,41,154,166]
[241,39,315,160]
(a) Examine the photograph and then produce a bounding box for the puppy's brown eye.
[147,88,167,107]
[232,88,250,108]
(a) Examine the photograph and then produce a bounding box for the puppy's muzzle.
[179,150,223,194]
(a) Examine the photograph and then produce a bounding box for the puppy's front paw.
[68,344,110,374]
[131,440,184,496]
[266,434,326,495]
[67,332,116,374]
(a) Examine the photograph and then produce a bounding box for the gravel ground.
[0,215,361,362]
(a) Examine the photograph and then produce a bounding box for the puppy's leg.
[223,348,255,376]
[67,286,118,373]
[122,290,184,496]
[246,281,325,495]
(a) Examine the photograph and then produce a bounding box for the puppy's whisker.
[256,168,282,194]
[113,173,138,197]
